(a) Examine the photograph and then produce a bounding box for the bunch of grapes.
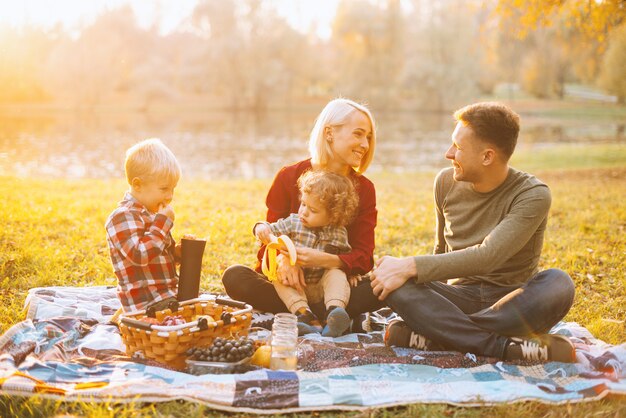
[186,336,255,363]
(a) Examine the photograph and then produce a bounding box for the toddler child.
[105,138,182,312]
[254,170,359,337]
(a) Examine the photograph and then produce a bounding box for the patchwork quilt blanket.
[0,286,624,413]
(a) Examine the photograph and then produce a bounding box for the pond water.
[0,110,624,179]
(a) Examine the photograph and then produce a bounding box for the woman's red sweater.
[256,159,377,275]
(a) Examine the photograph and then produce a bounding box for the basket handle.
[215,297,253,324]
[215,297,248,309]
[120,317,154,330]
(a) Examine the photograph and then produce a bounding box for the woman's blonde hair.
[298,170,359,227]
[125,138,181,184]
[308,98,376,174]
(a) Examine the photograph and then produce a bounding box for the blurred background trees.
[598,23,626,104]
[0,0,624,111]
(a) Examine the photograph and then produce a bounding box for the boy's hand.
[174,243,182,260]
[174,235,198,260]
[158,204,175,222]
[254,224,273,244]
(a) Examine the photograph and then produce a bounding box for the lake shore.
[1,97,626,119]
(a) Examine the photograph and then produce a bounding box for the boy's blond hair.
[298,170,359,227]
[125,138,181,184]
[308,98,376,175]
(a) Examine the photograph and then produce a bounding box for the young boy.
[254,170,359,337]
[105,138,182,313]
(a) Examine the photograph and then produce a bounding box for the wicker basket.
[119,296,253,370]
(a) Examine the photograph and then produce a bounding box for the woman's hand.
[295,247,343,269]
[276,253,306,294]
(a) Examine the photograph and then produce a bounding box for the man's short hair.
[124,138,181,184]
[453,102,520,160]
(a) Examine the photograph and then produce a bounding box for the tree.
[494,0,626,83]
[45,6,151,108]
[189,0,309,110]
[495,0,626,44]
[518,25,573,98]
[401,0,483,111]
[331,0,407,108]
[0,26,53,103]
[598,23,626,103]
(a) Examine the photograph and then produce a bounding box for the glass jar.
[270,312,298,370]
[273,312,298,326]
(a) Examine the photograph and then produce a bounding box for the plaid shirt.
[262,213,351,283]
[105,192,178,312]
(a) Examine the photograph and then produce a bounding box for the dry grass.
[0,152,624,415]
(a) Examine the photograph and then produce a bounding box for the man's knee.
[548,268,575,311]
[543,268,575,305]
[385,280,426,310]
[523,268,576,332]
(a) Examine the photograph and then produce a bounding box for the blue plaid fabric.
[1,313,624,413]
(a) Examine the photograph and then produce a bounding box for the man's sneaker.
[504,334,576,363]
[384,319,439,350]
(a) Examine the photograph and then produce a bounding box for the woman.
[222,98,384,324]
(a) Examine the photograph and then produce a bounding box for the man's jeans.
[385,269,575,358]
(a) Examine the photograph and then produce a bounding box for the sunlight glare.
[0,0,198,34]
[272,0,339,39]
[0,0,339,37]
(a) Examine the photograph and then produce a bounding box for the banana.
[261,234,297,282]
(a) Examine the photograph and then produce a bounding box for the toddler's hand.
[158,204,175,222]
[255,224,273,244]
[348,275,363,287]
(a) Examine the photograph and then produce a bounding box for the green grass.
[511,143,626,172]
[521,103,626,120]
[0,147,625,416]
[485,93,626,120]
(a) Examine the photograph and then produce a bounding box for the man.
[371,102,576,362]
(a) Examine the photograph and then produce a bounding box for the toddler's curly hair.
[297,170,359,227]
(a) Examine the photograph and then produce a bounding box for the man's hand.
[370,256,417,301]
[276,252,306,294]
[158,203,175,222]
[254,224,273,244]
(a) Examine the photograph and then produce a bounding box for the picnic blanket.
[0,286,624,413]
